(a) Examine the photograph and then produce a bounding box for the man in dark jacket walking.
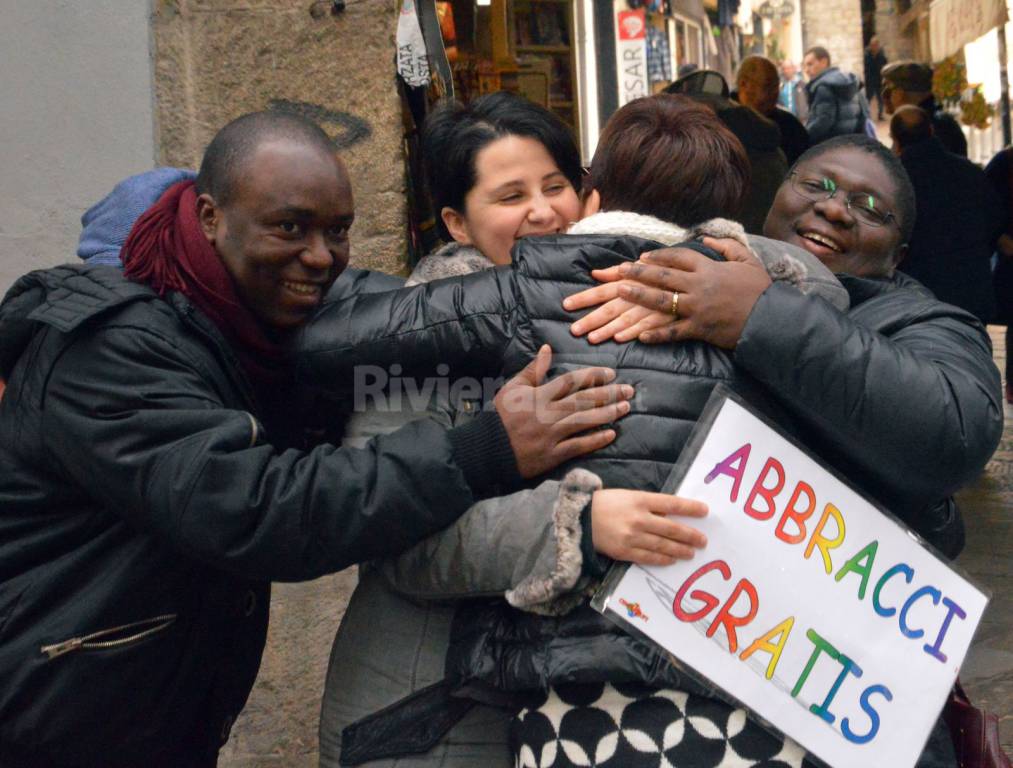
[803,46,869,144]
[882,60,968,157]
[0,111,631,768]
[890,105,1005,322]
[864,36,888,120]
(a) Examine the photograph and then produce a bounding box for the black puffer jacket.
[302,234,844,494]
[303,238,999,545]
[805,67,868,144]
[0,265,515,767]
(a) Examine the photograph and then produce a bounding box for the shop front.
[422,0,714,159]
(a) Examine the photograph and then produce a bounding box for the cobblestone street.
[955,326,1013,756]
[221,329,1013,766]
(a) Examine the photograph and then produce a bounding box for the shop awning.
[929,0,1008,61]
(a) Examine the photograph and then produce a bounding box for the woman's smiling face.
[441,134,581,265]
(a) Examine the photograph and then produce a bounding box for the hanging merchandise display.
[645,24,672,84]
[396,0,432,87]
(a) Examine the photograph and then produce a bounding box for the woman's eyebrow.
[487,179,525,196]
[541,170,567,182]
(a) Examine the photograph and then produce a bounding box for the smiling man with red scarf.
[0,111,632,767]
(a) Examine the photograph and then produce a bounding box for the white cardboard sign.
[598,393,988,768]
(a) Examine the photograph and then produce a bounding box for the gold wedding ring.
[669,291,680,319]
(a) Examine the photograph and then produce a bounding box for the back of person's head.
[737,55,778,90]
[792,134,916,244]
[736,55,780,113]
[881,60,934,102]
[195,110,335,206]
[806,46,831,65]
[422,92,581,222]
[890,105,933,152]
[587,94,750,227]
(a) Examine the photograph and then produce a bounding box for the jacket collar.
[0,265,155,376]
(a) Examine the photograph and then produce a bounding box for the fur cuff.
[693,218,808,289]
[505,468,602,615]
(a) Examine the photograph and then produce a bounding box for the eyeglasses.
[789,172,897,228]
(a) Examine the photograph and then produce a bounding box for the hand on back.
[564,237,771,348]
[495,345,634,478]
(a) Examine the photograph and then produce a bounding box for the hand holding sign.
[591,488,708,566]
[595,390,987,768]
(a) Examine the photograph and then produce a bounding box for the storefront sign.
[614,2,648,106]
[930,0,1008,61]
[597,391,988,768]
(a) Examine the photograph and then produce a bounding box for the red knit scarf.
[121,180,291,399]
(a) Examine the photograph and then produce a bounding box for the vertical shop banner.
[595,390,988,768]
[614,3,649,106]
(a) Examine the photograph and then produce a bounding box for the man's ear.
[196,193,220,244]
[441,207,473,245]
[581,188,601,218]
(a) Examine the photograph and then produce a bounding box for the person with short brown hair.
[306,93,847,767]
[586,93,750,225]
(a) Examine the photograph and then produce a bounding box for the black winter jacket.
[899,137,1005,323]
[0,265,515,767]
[919,95,969,158]
[805,67,868,144]
[303,238,1000,547]
[302,234,837,494]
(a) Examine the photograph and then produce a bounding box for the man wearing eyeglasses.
[889,105,1004,323]
[568,133,1002,566]
[563,133,1003,766]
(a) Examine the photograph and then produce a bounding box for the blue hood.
[77,167,196,266]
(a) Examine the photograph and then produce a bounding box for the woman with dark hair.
[318,92,716,768]
[411,90,583,276]
[313,94,849,767]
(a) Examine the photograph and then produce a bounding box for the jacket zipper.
[40,614,177,660]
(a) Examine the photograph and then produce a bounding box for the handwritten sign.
[597,392,988,768]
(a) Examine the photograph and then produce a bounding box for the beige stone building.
[800,0,864,77]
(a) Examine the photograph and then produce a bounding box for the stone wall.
[872,0,916,62]
[151,3,405,763]
[152,0,407,275]
[801,0,864,78]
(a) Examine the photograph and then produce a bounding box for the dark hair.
[890,105,933,150]
[196,110,336,206]
[790,134,916,244]
[588,94,750,227]
[805,46,831,65]
[421,92,582,228]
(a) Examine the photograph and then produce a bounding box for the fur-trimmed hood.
[406,241,496,286]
